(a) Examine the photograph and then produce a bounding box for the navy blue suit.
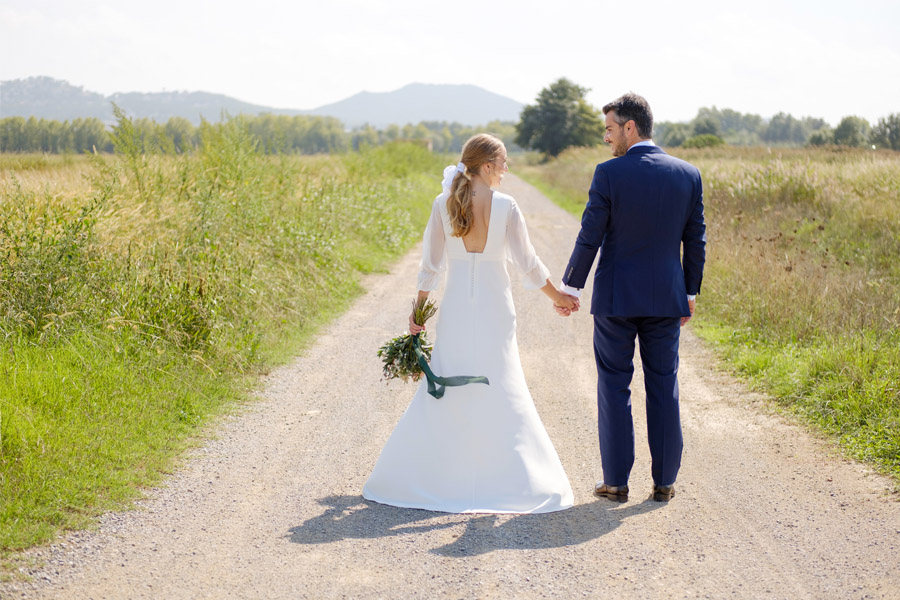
[563,144,706,487]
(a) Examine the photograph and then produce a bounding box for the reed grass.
[519,145,900,483]
[0,115,445,557]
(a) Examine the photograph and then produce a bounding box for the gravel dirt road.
[4,175,899,600]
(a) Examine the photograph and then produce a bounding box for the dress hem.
[362,491,573,515]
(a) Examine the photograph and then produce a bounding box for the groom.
[559,92,706,502]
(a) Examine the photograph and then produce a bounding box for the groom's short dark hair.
[603,93,653,139]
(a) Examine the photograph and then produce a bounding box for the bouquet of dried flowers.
[377,298,438,382]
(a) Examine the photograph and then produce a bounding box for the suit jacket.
[562,145,706,317]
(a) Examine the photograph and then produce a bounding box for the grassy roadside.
[518,146,900,486]
[0,119,446,562]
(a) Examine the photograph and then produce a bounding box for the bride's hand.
[409,312,425,335]
[555,292,579,313]
[540,280,579,316]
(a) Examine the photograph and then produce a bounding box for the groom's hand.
[554,292,579,317]
[680,298,696,327]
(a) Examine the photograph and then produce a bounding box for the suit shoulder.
[596,156,621,169]
[657,152,701,176]
[592,158,620,179]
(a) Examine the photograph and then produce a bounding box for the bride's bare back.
[462,190,493,254]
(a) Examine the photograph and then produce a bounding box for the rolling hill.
[0,77,524,127]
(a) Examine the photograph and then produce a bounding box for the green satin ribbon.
[412,334,489,399]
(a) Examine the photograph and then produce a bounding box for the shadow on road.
[287,494,665,556]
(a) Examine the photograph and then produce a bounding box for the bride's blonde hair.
[447,134,505,238]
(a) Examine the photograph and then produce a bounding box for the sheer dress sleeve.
[506,198,551,290]
[417,197,447,291]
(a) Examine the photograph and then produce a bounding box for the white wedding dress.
[363,187,574,514]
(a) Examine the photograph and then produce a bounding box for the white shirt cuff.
[687,294,696,301]
[561,283,582,298]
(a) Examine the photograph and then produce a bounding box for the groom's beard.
[606,134,629,157]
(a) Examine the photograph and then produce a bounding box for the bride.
[363,134,576,513]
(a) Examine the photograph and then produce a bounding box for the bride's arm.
[417,198,446,291]
[507,199,578,312]
[506,199,551,289]
[410,199,445,333]
[539,279,579,312]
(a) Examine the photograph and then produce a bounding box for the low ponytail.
[447,171,474,237]
[446,133,504,238]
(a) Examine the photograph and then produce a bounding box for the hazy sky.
[2,0,898,126]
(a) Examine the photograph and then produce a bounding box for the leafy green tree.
[165,117,196,153]
[833,116,871,147]
[351,124,380,150]
[0,117,27,151]
[869,113,900,150]
[515,78,603,157]
[681,134,725,148]
[691,107,763,145]
[383,124,401,142]
[762,113,805,144]
[400,123,431,143]
[299,117,346,153]
[803,116,829,132]
[655,122,691,147]
[807,128,834,146]
[21,117,41,151]
[133,118,173,153]
[700,107,763,137]
[1,116,104,152]
[692,116,721,137]
[70,118,111,152]
[483,120,521,152]
[758,113,827,146]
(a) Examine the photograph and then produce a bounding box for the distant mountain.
[0,77,111,122]
[307,83,524,127]
[0,76,306,125]
[0,77,524,127]
[105,90,306,124]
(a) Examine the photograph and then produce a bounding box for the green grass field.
[0,119,445,558]
[519,145,900,486]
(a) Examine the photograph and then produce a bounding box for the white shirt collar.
[627,139,655,151]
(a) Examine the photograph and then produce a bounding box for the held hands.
[553,291,580,317]
[540,279,580,317]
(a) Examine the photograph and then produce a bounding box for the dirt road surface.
[4,175,899,599]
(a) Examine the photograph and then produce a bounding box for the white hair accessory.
[441,164,466,194]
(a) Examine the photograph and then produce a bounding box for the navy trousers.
[593,315,683,487]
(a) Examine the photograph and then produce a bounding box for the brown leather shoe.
[594,482,628,502]
[651,484,675,502]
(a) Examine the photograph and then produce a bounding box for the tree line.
[514,79,900,155]
[0,116,113,153]
[2,82,897,155]
[0,111,519,155]
[654,108,899,150]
